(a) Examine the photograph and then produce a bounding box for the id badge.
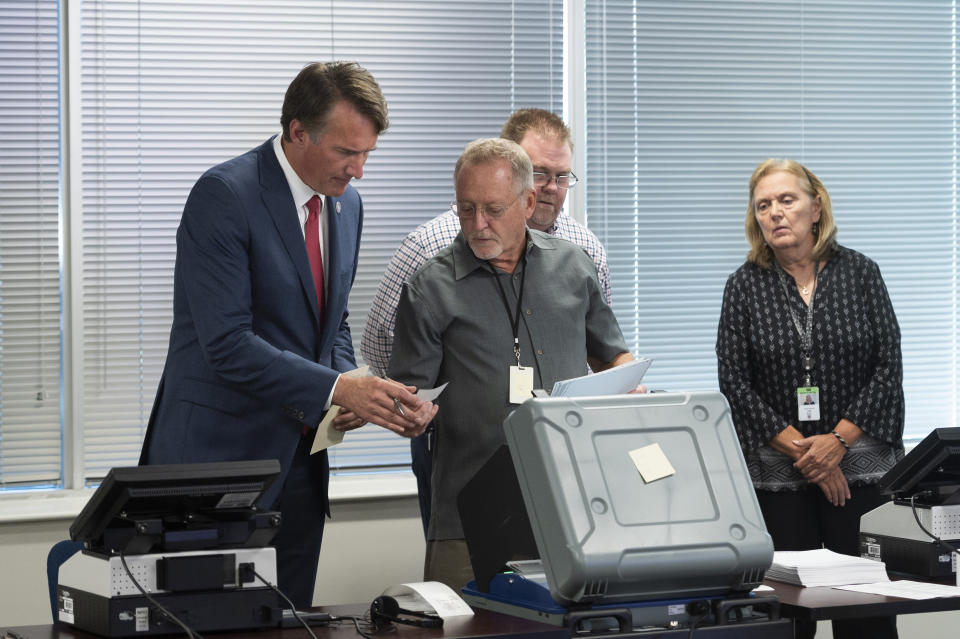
[797,386,820,421]
[509,365,534,404]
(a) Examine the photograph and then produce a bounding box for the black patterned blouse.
[716,245,904,491]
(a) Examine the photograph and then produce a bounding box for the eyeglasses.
[532,171,579,189]
[451,193,522,220]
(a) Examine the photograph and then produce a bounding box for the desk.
[763,579,960,623]
[5,605,566,639]
[6,602,792,639]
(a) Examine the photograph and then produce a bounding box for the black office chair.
[46,539,84,621]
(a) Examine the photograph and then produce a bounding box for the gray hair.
[454,137,534,194]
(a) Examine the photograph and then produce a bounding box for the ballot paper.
[311,366,371,454]
[381,581,474,618]
[506,559,548,583]
[416,382,449,403]
[550,357,652,397]
[766,548,889,587]
[833,580,960,600]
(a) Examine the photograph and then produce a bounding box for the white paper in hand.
[310,365,371,454]
[551,357,652,397]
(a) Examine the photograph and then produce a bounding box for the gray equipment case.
[502,391,773,605]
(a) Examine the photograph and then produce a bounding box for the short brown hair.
[745,158,838,268]
[281,61,389,141]
[500,108,572,150]
[454,138,534,195]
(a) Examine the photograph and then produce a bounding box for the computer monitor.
[879,427,960,501]
[71,459,282,556]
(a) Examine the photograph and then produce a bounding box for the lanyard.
[775,260,820,386]
[489,255,527,366]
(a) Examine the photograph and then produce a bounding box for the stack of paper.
[550,357,652,397]
[767,549,889,587]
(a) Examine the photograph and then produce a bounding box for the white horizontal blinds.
[78,0,271,481]
[801,2,958,446]
[0,0,62,487]
[585,1,958,443]
[79,0,563,479]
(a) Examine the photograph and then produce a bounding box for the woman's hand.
[792,433,846,482]
[815,465,851,506]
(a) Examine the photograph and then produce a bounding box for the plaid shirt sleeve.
[360,211,461,376]
[553,215,612,305]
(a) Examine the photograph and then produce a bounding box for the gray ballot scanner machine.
[459,391,780,634]
[860,427,960,578]
[58,460,285,636]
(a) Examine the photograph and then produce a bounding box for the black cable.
[686,612,708,639]
[247,568,379,639]
[909,493,960,558]
[118,551,203,639]
[251,569,319,639]
[342,615,378,639]
[319,614,379,639]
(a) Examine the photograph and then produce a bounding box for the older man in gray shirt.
[387,138,636,591]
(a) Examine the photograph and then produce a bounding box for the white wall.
[1,495,958,638]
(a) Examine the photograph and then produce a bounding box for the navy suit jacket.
[140,137,362,510]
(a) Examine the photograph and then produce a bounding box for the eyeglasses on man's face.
[532,171,579,189]
[451,192,522,220]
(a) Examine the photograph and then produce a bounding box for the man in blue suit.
[140,61,437,608]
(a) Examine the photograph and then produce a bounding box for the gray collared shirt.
[388,229,628,540]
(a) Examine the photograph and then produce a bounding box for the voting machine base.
[57,546,282,636]
[462,573,782,634]
[57,584,280,637]
[59,460,286,636]
[860,500,960,578]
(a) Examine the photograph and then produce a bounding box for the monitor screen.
[879,427,960,499]
[71,459,281,555]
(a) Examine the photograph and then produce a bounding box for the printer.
[57,459,284,636]
[860,428,960,578]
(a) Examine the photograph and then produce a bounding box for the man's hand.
[815,465,851,507]
[793,433,846,482]
[330,409,366,432]
[331,376,438,438]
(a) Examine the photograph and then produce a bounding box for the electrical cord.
[338,615,378,639]
[251,569,319,639]
[687,614,709,639]
[909,493,960,558]
[685,600,710,639]
[251,570,378,639]
[118,551,204,639]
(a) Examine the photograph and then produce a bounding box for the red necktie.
[305,195,324,316]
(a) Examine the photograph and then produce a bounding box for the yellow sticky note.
[629,443,676,483]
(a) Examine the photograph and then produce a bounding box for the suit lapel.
[318,194,346,352]
[257,141,323,329]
